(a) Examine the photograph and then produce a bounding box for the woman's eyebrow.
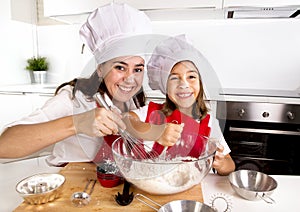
[113,61,128,66]
[112,61,144,67]
[135,63,144,67]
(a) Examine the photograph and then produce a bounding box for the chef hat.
[79,3,152,64]
[147,35,216,96]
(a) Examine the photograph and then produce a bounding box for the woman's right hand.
[73,108,126,137]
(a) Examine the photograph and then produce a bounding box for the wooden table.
[14,162,203,211]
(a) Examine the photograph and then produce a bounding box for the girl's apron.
[145,101,211,158]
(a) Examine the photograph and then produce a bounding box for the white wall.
[37,24,96,84]
[152,19,300,91]
[1,1,300,91]
[0,0,35,85]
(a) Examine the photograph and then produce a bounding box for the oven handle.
[229,127,300,136]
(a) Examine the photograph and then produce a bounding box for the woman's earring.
[98,77,103,82]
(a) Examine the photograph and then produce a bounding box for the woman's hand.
[156,123,183,146]
[73,108,125,137]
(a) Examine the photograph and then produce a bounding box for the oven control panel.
[217,101,300,124]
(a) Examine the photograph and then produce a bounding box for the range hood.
[226,6,300,19]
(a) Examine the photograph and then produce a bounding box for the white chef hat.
[147,34,216,96]
[79,3,152,64]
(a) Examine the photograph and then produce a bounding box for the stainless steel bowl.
[112,136,217,195]
[136,193,216,212]
[156,200,216,212]
[228,170,277,204]
[16,173,65,204]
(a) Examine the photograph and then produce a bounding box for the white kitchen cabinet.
[42,0,224,24]
[115,0,223,9]
[10,0,37,24]
[44,0,222,17]
[117,0,224,21]
[42,0,110,24]
[43,0,110,17]
[0,92,52,131]
[0,93,32,131]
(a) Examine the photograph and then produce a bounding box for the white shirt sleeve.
[208,114,231,155]
[2,85,102,166]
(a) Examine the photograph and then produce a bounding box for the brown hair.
[161,61,209,120]
[55,69,146,108]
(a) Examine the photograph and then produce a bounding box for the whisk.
[93,93,160,160]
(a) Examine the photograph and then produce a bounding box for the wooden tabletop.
[14,162,203,211]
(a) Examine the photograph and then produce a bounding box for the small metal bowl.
[228,170,277,204]
[16,173,65,204]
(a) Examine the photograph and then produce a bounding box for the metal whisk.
[93,93,159,160]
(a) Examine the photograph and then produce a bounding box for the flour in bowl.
[124,157,211,195]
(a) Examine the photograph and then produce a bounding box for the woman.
[0,3,152,166]
[125,35,235,175]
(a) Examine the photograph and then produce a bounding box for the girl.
[125,35,235,175]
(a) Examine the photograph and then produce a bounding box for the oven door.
[224,120,300,175]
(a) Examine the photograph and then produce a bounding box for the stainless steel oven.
[217,101,300,175]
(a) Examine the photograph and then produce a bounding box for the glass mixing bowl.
[112,135,217,195]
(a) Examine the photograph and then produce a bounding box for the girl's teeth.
[178,93,191,97]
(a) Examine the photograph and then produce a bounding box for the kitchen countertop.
[0,83,58,95]
[201,173,300,212]
[14,162,204,211]
[1,156,300,212]
[218,88,300,105]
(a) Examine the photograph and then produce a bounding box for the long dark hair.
[161,61,209,120]
[55,70,146,108]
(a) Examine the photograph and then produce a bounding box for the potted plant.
[25,56,49,84]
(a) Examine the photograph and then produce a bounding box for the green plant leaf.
[25,56,48,71]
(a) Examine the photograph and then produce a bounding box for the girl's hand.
[157,123,184,146]
[212,144,226,170]
[212,143,236,176]
[73,108,125,137]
